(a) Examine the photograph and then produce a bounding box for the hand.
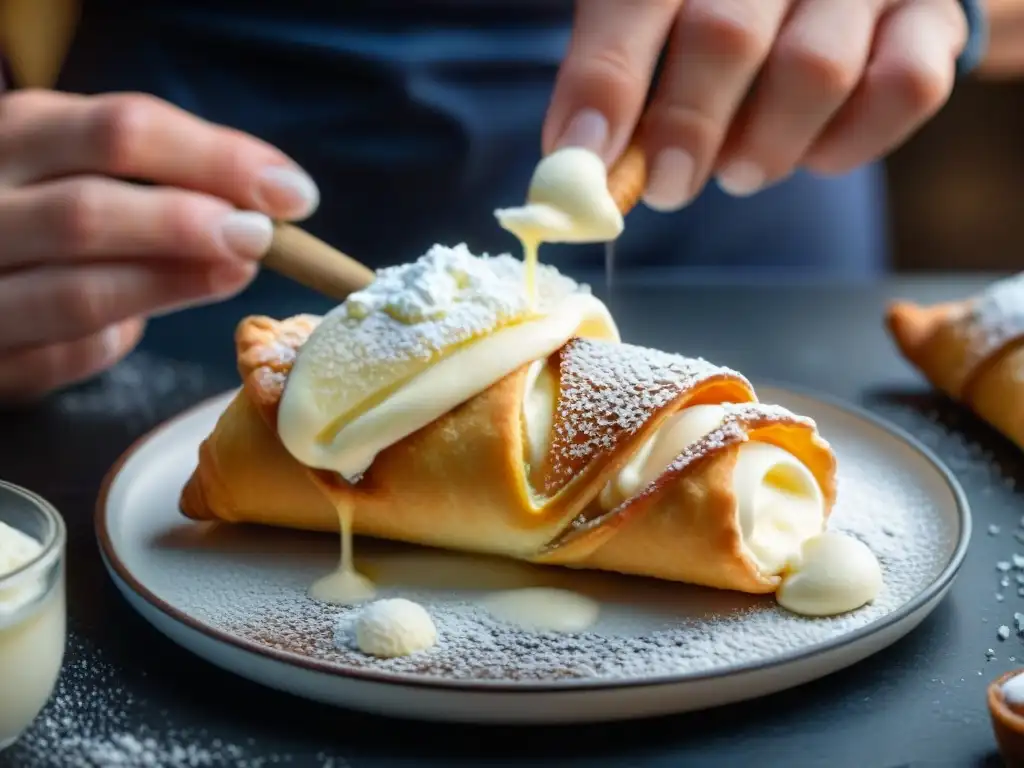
[0,89,319,400]
[543,0,969,211]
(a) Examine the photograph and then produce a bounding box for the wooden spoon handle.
[262,224,376,301]
[608,142,647,216]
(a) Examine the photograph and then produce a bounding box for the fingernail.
[716,161,766,197]
[642,148,696,212]
[100,324,123,360]
[556,108,609,154]
[257,165,320,219]
[220,211,274,259]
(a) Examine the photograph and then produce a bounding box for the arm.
[978,0,1024,76]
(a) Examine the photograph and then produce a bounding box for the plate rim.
[95,383,972,694]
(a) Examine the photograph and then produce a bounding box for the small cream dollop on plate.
[1004,673,1024,707]
[352,598,438,658]
[776,532,883,617]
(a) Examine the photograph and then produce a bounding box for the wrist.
[957,0,989,76]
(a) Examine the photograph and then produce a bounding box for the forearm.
[978,0,1024,77]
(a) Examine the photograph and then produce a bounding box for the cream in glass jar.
[0,480,66,751]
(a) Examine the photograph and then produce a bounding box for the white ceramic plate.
[96,386,970,725]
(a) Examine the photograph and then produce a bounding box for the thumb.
[541,0,678,163]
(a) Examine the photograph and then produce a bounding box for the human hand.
[543,0,969,211]
[0,89,319,399]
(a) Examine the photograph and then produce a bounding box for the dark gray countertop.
[0,274,1017,768]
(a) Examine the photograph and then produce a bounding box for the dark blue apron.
[58,0,888,316]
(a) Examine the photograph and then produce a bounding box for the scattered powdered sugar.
[544,338,751,492]
[146,422,953,686]
[54,352,208,427]
[951,272,1024,373]
[6,636,277,767]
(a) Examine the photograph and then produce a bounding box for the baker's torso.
[59,0,887,309]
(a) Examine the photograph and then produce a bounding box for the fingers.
[0,176,274,271]
[0,260,258,351]
[0,90,318,220]
[803,0,968,175]
[712,0,881,195]
[640,0,791,211]
[0,317,145,401]
[542,0,680,163]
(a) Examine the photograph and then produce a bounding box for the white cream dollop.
[494,147,624,245]
[353,598,438,658]
[731,442,825,575]
[776,532,883,616]
[0,522,45,615]
[343,243,532,324]
[1003,673,1024,706]
[278,244,619,481]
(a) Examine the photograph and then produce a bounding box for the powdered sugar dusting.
[291,244,587,423]
[140,402,956,686]
[952,272,1024,373]
[544,338,751,493]
[307,244,582,383]
[345,243,581,325]
[7,636,280,767]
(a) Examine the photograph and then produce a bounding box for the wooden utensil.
[608,142,648,215]
[261,224,376,301]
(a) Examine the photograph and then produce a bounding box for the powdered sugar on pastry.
[951,272,1024,372]
[541,338,752,493]
[278,244,618,481]
[343,243,576,325]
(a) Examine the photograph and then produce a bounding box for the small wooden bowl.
[989,669,1024,767]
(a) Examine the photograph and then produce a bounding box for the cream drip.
[481,587,600,633]
[308,502,375,606]
[495,148,624,244]
[494,147,624,302]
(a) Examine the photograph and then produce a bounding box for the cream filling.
[494,147,624,301]
[521,396,827,579]
[279,292,619,481]
[522,391,884,616]
[522,359,559,477]
[601,405,825,576]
